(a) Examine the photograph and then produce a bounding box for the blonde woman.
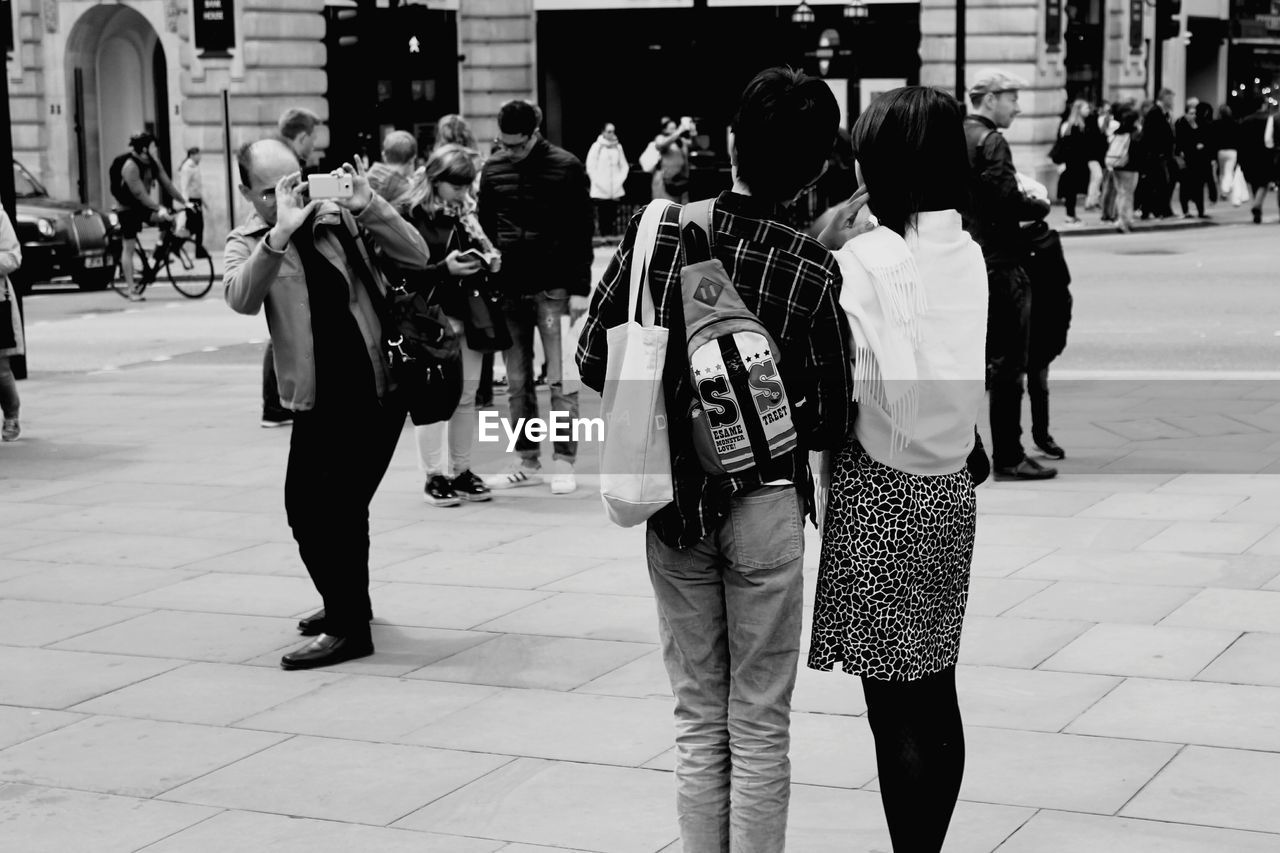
[1055,99,1093,224]
[0,206,23,442]
[400,145,501,506]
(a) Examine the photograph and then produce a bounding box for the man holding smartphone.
[224,138,430,670]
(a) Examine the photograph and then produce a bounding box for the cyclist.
[110,132,188,301]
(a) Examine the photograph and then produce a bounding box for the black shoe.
[298,607,373,636]
[262,410,293,428]
[1033,435,1066,460]
[475,396,493,410]
[280,634,374,670]
[424,474,461,507]
[452,470,492,502]
[994,457,1059,481]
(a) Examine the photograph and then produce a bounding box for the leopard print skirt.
[807,441,976,682]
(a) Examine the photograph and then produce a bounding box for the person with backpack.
[809,84,988,853]
[577,67,853,850]
[110,132,188,301]
[223,138,429,670]
[1107,106,1142,232]
[962,69,1057,480]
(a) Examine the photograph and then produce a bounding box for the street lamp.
[844,0,869,19]
[792,2,815,25]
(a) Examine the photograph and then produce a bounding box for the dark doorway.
[151,40,172,201]
[1064,0,1105,104]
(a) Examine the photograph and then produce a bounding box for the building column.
[459,0,536,147]
[920,0,1067,188]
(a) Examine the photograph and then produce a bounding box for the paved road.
[18,218,1278,376]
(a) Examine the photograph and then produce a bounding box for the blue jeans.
[503,288,578,465]
[646,485,805,853]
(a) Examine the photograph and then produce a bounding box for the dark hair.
[1195,101,1214,124]
[278,107,320,142]
[497,100,542,136]
[1115,106,1140,135]
[849,86,970,237]
[1217,104,1234,122]
[731,67,839,203]
[186,146,200,157]
[129,132,154,151]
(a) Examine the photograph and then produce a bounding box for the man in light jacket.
[586,122,630,237]
[224,138,429,670]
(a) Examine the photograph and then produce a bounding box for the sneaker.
[261,411,293,428]
[452,470,492,502]
[993,457,1058,481]
[1,418,19,442]
[549,460,577,495]
[126,288,145,302]
[424,474,461,507]
[486,462,542,490]
[1063,217,1082,226]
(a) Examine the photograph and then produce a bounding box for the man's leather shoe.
[297,608,328,636]
[298,608,374,636]
[280,634,373,670]
[1034,435,1066,460]
[994,457,1058,481]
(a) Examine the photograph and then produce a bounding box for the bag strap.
[629,199,672,327]
[678,198,715,265]
[333,219,387,314]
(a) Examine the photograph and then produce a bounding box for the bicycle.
[110,215,215,300]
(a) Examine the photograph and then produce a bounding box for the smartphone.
[307,173,354,200]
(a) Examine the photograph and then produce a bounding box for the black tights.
[862,666,965,853]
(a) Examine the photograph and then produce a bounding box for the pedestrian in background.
[1054,99,1093,224]
[1139,89,1177,220]
[578,66,853,852]
[0,206,24,443]
[1107,106,1142,233]
[1085,100,1111,210]
[224,139,429,670]
[963,68,1057,481]
[812,85,987,853]
[176,147,208,258]
[586,122,630,238]
[1239,99,1278,224]
[400,144,500,508]
[1174,97,1211,218]
[433,114,498,409]
[1212,104,1243,205]
[650,116,694,203]
[366,130,418,206]
[478,99,593,495]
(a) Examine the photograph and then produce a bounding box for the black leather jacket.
[963,116,1050,266]
[478,137,595,297]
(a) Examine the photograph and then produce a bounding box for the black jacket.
[963,115,1050,266]
[403,206,481,321]
[1142,105,1176,163]
[478,137,594,297]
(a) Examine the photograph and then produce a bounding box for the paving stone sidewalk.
[1,355,1279,851]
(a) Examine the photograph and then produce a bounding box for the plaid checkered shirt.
[577,191,854,550]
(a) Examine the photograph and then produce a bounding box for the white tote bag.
[599,200,674,527]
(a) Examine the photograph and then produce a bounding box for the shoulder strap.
[678,198,715,265]
[332,218,390,316]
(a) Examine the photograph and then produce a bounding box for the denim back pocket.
[728,485,803,571]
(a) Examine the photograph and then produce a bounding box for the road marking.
[1055,369,1280,380]
[201,346,219,352]
[151,356,172,362]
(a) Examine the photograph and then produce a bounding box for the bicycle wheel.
[163,239,215,299]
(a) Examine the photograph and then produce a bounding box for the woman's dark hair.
[1115,106,1140,134]
[849,86,970,237]
[731,67,839,203]
[1195,101,1214,124]
[1217,104,1234,122]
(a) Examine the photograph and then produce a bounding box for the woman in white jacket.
[809,86,988,853]
[585,122,630,237]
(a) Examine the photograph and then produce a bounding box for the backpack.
[109,153,146,208]
[678,199,799,477]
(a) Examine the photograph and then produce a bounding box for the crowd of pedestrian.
[1055,89,1280,230]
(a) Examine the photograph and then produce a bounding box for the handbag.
[461,276,512,353]
[0,294,15,351]
[335,224,463,425]
[639,141,661,173]
[967,428,990,486]
[598,199,675,527]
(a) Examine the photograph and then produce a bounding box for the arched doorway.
[64,5,170,208]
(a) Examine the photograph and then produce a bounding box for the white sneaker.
[549,460,577,495]
[486,462,542,490]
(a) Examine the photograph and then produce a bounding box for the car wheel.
[76,269,116,292]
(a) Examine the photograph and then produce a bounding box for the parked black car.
[11,160,117,293]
